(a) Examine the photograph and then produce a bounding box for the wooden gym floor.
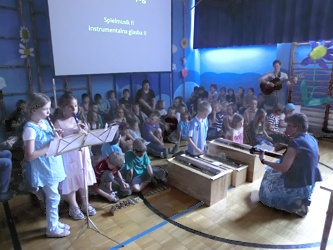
[1,139,333,250]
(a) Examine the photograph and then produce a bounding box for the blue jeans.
[0,150,12,192]
[147,142,166,157]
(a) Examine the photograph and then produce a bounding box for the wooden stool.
[0,191,21,250]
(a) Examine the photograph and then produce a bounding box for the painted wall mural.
[300,40,333,106]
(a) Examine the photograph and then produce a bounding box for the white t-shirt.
[22,121,48,141]
[279,113,286,132]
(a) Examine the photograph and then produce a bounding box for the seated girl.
[247,109,273,146]
[225,113,244,144]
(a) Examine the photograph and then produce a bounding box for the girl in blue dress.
[22,93,69,237]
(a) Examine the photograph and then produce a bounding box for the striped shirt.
[187,116,208,154]
[267,114,280,132]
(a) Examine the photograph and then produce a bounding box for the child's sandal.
[68,206,84,220]
[81,203,97,216]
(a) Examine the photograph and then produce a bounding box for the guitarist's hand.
[259,151,265,162]
[288,76,298,87]
[292,76,298,84]
[267,81,275,87]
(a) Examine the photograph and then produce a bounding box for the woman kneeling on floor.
[259,113,322,217]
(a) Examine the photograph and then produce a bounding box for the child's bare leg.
[78,188,96,215]
[63,191,84,219]
[132,181,150,193]
[63,191,79,209]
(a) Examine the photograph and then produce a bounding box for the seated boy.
[161,107,178,143]
[142,111,179,158]
[93,151,131,202]
[123,139,167,193]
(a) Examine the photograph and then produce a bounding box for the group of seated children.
[93,137,168,204]
[1,80,304,239]
[17,85,296,215]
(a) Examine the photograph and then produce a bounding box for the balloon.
[310,45,327,60]
[181,68,188,77]
[0,77,6,90]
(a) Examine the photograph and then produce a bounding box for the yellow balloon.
[310,45,327,60]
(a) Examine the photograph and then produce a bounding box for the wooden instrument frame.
[207,139,277,182]
[200,155,248,187]
[166,155,232,206]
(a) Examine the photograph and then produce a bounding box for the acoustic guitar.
[260,73,304,96]
[249,146,283,159]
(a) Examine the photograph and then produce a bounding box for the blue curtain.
[193,0,333,48]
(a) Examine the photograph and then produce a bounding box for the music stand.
[47,124,124,247]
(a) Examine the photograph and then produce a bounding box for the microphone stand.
[68,114,123,248]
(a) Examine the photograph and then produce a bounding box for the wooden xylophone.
[199,154,248,187]
[207,138,279,182]
[166,154,232,206]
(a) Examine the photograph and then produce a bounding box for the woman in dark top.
[135,79,155,116]
[259,113,322,217]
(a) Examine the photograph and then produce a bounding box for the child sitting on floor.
[119,122,134,153]
[142,112,179,158]
[93,151,131,202]
[100,130,122,159]
[161,107,179,143]
[226,113,244,144]
[123,138,167,193]
[177,111,191,141]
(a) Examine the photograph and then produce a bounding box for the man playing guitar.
[259,59,297,114]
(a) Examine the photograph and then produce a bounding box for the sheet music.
[84,125,118,146]
[46,124,119,157]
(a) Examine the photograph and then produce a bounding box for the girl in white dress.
[54,93,97,220]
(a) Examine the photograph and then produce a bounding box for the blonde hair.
[197,101,212,113]
[108,152,124,168]
[149,111,161,119]
[27,93,50,114]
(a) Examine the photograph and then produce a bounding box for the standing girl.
[22,93,69,237]
[54,93,97,220]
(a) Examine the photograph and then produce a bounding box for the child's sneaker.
[46,227,70,238]
[160,149,168,158]
[169,142,180,154]
[58,221,70,230]
[107,192,119,203]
